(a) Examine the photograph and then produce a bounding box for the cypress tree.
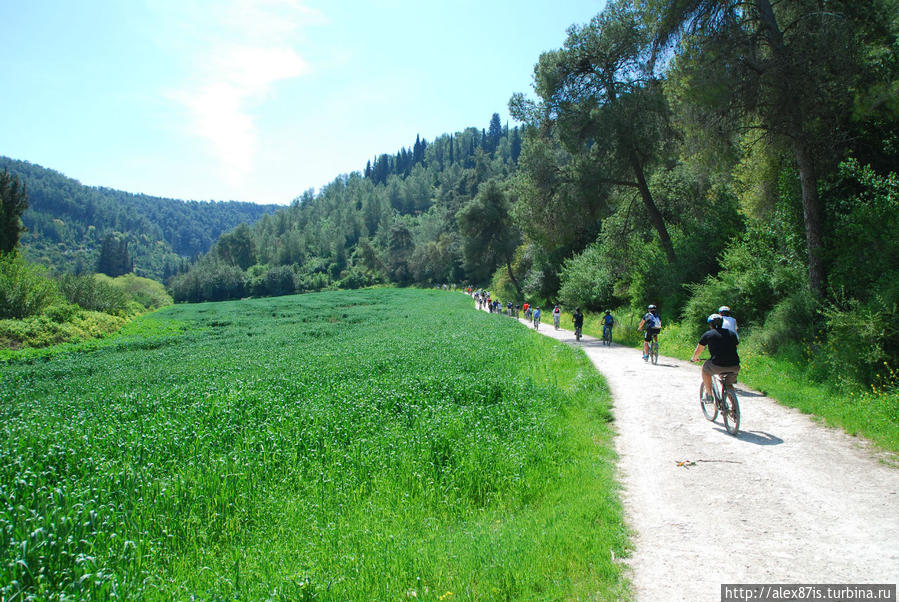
[0,170,29,254]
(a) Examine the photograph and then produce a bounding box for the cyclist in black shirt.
[690,313,740,398]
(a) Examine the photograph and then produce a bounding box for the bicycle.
[553,314,560,330]
[574,324,582,341]
[644,333,659,364]
[602,324,612,346]
[699,368,740,435]
[533,314,541,330]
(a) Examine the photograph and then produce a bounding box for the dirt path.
[494,307,899,600]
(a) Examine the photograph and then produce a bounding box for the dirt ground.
[500,307,899,600]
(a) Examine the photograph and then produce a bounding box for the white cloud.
[163,0,322,185]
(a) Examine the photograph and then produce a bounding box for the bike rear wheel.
[602,327,612,346]
[650,341,659,364]
[699,382,718,421]
[722,387,740,435]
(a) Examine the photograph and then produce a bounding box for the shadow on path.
[713,427,785,445]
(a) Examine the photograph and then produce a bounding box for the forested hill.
[0,156,279,281]
[168,116,526,301]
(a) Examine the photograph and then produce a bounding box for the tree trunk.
[506,256,523,299]
[757,0,826,297]
[793,142,826,297]
[630,150,677,263]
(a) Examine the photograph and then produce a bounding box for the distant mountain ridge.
[1,156,279,281]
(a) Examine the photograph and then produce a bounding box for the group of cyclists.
[470,287,743,430]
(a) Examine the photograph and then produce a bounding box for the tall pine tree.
[0,170,29,254]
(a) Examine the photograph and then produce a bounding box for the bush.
[0,252,61,319]
[57,273,131,315]
[557,243,616,311]
[823,284,899,388]
[264,265,297,296]
[681,221,806,337]
[169,262,247,302]
[45,302,79,323]
[96,273,172,309]
[751,291,820,354]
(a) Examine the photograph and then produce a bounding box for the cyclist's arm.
[690,343,706,363]
[637,318,645,331]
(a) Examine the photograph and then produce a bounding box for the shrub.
[823,284,899,388]
[0,252,61,319]
[681,221,806,337]
[557,243,616,311]
[263,265,297,296]
[57,274,131,315]
[45,302,79,323]
[96,273,172,309]
[752,291,820,354]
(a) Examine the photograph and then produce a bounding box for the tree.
[486,113,503,154]
[457,180,523,296]
[96,235,132,277]
[512,1,678,263]
[652,0,895,295]
[215,223,256,269]
[386,222,415,284]
[0,170,29,254]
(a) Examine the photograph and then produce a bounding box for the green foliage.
[0,170,29,253]
[0,309,126,349]
[95,234,131,277]
[681,216,807,337]
[0,252,61,319]
[57,273,132,315]
[0,289,628,599]
[457,179,521,289]
[827,160,899,302]
[95,273,173,309]
[823,289,899,387]
[557,243,616,311]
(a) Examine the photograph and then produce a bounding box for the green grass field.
[0,288,629,600]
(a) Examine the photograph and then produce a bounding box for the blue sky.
[2,0,605,205]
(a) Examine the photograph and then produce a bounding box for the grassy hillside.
[0,288,629,600]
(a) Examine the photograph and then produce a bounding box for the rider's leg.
[700,360,715,399]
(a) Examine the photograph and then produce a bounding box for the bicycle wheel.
[603,327,611,346]
[722,387,741,435]
[699,382,718,421]
[650,341,659,364]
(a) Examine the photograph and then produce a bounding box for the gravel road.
[501,308,899,600]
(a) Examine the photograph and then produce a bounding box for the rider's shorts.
[643,327,660,342]
[702,360,740,387]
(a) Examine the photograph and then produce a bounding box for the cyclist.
[690,313,740,401]
[533,306,542,329]
[552,304,561,330]
[523,302,530,320]
[637,304,661,361]
[718,305,739,340]
[573,307,584,339]
[602,310,614,341]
